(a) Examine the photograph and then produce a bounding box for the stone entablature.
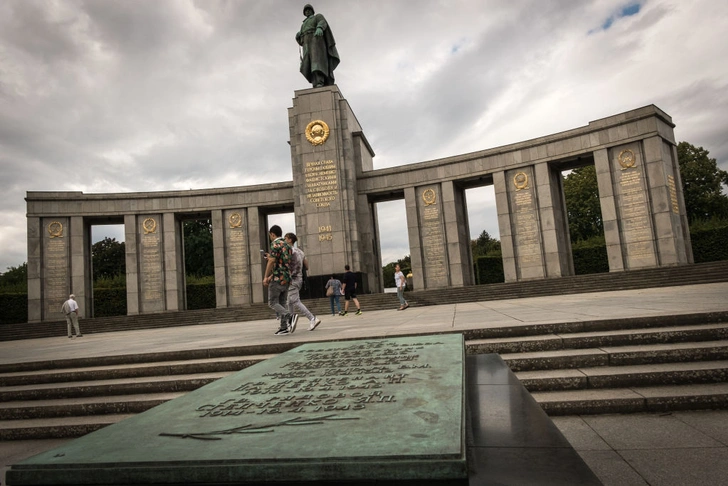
[26,93,691,322]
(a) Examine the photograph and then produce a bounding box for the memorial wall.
[26,100,692,321]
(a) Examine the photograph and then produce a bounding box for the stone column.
[288,86,377,294]
[247,207,266,304]
[217,208,252,307]
[598,138,692,271]
[494,171,518,283]
[41,217,71,320]
[124,214,140,315]
[409,183,451,289]
[212,209,227,308]
[405,187,425,291]
[27,217,42,322]
[442,180,473,286]
[503,166,548,280]
[534,163,573,277]
[137,214,166,313]
[162,213,184,312]
[69,216,91,318]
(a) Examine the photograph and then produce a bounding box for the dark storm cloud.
[1,0,727,270]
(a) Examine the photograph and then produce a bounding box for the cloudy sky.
[1,0,727,272]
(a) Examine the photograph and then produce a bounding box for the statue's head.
[303,4,314,16]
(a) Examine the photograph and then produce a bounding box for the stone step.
[0,372,232,402]
[532,382,728,415]
[0,392,184,420]
[3,260,727,341]
[503,341,728,371]
[0,355,275,386]
[516,360,728,391]
[467,323,728,354]
[0,414,136,441]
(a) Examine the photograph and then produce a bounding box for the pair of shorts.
[344,291,357,301]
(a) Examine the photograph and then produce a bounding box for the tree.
[92,238,125,280]
[677,142,728,223]
[382,255,411,287]
[0,263,27,292]
[184,219,214,277]
[471,230,501,258]
[562,165,603,242]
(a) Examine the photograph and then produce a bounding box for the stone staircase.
[3,260,728,342]
[2,310,728,440]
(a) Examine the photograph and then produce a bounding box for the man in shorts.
[340,264,362,316]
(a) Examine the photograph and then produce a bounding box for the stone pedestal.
[288,86,379,294]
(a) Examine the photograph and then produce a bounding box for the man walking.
[263,225,296,335]
[61,294,82,338]
[340,264,362,316]
[394,264,409,310]
[285,233,321,331]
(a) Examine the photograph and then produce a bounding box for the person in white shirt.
[394,264,409,311]
[285,233,321,331]
[61,294,83,338]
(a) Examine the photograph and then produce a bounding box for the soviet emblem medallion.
[618,149,636,170]
[305,120,330,146]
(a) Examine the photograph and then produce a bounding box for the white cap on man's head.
[70,294,75,299]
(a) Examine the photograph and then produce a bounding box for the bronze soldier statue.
[296,4,340,87]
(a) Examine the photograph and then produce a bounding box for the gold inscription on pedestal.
[318,225,333,242]
[305,160,338,208]
[514,190,541,264]
[667,175,679,214]
[617,168,653,260]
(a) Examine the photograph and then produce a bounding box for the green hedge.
[186,282,216,310]
[691,224,728,263]
[93,288,127,317]
[0,294,28,324]
[474,256,505,284]
[572,244,609,275]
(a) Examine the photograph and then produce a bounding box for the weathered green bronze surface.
[8,334,466,484]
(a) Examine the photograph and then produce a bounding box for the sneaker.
[68,336,72,339]
[309,317,321,331]
[77,334,83,337]
[289,314,298,333]
[340,311,348,316]
[402,303,409,310]
[274,328,290,335]
[355,309,362,316]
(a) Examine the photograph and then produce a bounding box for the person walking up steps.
[325,274,342,316]
[285,233,321,331]
[340,264,362,316]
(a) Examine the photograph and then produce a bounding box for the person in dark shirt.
[340,264,362,316]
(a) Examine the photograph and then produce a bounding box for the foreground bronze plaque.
[8,334,466,485]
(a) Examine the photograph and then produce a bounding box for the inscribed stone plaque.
[8,334,467,485]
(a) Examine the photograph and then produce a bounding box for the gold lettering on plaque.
[514,172,529,191]
[422,188,437,206]
[618,149,636,170]
[305,120,330,146]
[142,218,158,234]
[48,221,64,238]
[229,212,242,228]
[305,159,338,208]
[318,225,333,241]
